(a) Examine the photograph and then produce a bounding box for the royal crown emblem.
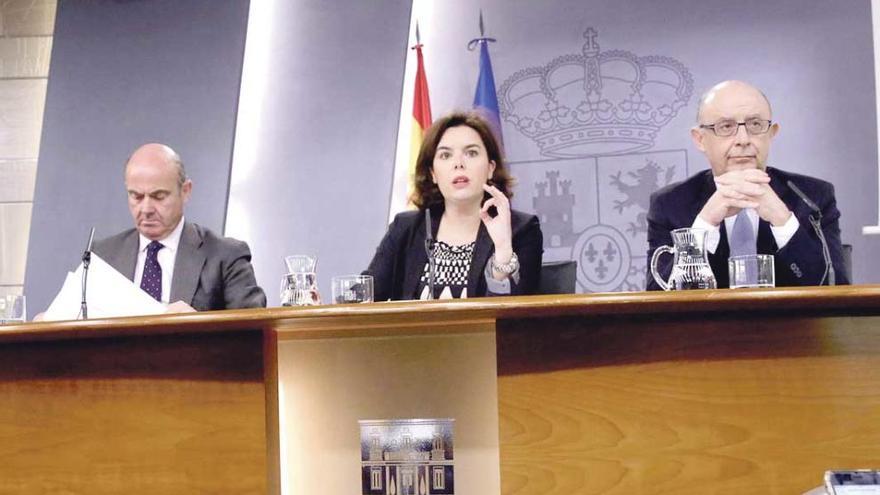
[499,28,694,158]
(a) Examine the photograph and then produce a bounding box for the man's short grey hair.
[168,151,188,187]
[695,82,773,124]
[123,145,188,188]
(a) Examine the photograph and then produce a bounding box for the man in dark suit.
[93,143,266,311]
[647,80,849,290]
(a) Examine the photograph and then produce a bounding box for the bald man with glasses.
[646,80,849,289]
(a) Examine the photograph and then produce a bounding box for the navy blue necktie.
[141,241,163,301]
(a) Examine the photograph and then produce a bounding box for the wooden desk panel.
[497,313,880,494]
[0,330,270,495]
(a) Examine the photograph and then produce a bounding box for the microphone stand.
[424,208,436,300]
[786,181,835,286]
[79,227,96,319]
[807,214,835,286]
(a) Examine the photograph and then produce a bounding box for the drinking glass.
[0,295,26,324]
[285,255,317,274]
[280,272,321,306]
[280,255,321,306]
[331,275,374,304]
[728,254,775,289]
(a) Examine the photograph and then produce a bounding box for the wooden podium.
[2,286,880,494]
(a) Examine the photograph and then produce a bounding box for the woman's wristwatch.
[491,252,520,275]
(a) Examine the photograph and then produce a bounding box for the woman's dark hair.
[410,111,514,209]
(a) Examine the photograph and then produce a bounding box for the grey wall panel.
[410,0,878,290]
[0,203,31,285]
[226,0,411,304]
[0,160,37,203]
[0,37,53,79]
[0,79,46,158]
[25,0,249,312]
[0,0,56,37]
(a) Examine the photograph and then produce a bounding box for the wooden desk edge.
[2,285,880,343]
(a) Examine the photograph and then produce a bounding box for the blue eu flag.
[473,40,503,147]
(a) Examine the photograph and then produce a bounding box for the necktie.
[729,210,758,285]
[729,210,757,257]
[141,241,164,302]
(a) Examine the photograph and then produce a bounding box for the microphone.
[786,180,821,214]
[424,208,436,300]
[786,180,835,285]
[79,227,96,319]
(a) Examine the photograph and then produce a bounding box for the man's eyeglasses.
[699,118,772,137]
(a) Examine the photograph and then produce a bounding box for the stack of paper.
[43,254,166,321]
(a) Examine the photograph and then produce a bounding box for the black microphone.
[424,208,436,300]
[787,180,821,214]
[79,227,96,319]
[787,180,835,286]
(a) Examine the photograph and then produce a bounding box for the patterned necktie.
[729,210,757,257]
[140,241,164,301]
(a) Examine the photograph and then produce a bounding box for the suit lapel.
[757,220,777,253]
[712,226,731,288]
[94,228,138,281]
[468,222,493,296]
[402,210,433,299]
[116,230,139,281]
[169,222,206,305]
[696,172,732,286]
[759,168,787,254]
[693,171,717,222]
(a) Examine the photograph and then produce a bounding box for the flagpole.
[468,10,504,147]
[467,10,497,51]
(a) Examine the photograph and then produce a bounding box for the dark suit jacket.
[93,221,267,310]
[364,207,543,301]
[646,167,849,290]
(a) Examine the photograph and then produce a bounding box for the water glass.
[285,255,317,274]
[280,254,321,306]
[331,275,374,304]
[728,254,775,289]
[0,295,26,324]
[280,272,321,306]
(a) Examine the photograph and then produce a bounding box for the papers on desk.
[43,253,166,321]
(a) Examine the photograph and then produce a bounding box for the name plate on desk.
[826,470,880,494]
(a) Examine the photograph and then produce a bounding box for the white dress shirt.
[692,209,799,254]
[134,217,185,304]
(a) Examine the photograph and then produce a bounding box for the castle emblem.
[533,170,576,248]
[360,419,454,495]
[498,28,693,157]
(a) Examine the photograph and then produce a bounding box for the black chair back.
[538,260,578,294]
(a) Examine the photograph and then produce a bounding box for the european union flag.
[473,40,503,146]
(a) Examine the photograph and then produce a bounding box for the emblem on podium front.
[360,419,454,495]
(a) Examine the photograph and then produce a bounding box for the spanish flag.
[409,37,433,187]
[389,24,433,218]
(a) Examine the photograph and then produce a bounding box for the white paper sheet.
[43,254,166,321]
